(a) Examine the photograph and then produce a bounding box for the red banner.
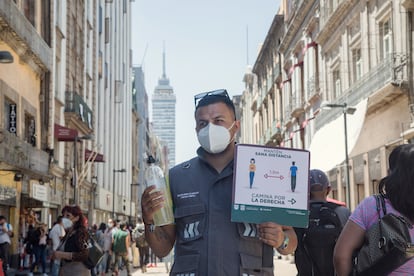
[54,124,78,141]
[85,149,105,162]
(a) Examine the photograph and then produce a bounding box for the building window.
[105,17,110,43]
[104,62,108,89]
[380,19,392,59]
[99,6,102,34]
[72,16,76,49]
[333,69,341,98]
[4,99,17,135]
[55,57,62,100]
[352,48,362,82]
[98,51,103,79]
[23,0,35,26]
[25,114,36,146]
[327,0,340,15]
[56,0,61,29]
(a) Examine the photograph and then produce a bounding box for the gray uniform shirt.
[169,148,274,276]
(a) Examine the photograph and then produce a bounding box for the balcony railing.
[267,74,273,93]
[0,128,49,174]
[259,136,264,145]
[284,105,293,123]
[273,64,281,84]
[307,75,318,98]
[316,52,408,129]
[65,91,93,129]
[291,92,305,117]
[257,88,264,109]
[265,127,272,142]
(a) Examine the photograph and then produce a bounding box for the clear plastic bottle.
[145,156,174,226]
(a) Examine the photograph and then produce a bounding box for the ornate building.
[0,0,52,254]
[241,0,414,210]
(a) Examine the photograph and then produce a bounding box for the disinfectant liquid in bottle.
[144,156,174,226]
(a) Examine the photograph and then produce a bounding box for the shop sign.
[8,104,17,134]
[31,181,48,201]
[54,124,78,141]
[0,186,17,206]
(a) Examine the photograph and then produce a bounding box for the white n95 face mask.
[62,218,73,229]
[197,122,235,154]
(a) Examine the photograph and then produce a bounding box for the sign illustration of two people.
[290,161,298,192]
[249,158,256,189]
[248,158,298,192]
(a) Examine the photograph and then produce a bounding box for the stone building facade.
[241,0,414,210]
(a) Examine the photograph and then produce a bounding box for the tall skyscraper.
[152,48,176,168]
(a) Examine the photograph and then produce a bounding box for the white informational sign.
[231,144,310,227]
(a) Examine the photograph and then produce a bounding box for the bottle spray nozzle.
[147,155,156,164]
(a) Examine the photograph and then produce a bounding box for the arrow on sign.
[264,174,284,180]
[288,198,297,205]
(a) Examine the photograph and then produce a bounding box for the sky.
[131,0,281,164]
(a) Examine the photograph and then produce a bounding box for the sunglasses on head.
[194,89,229,107]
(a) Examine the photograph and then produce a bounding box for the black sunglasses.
[194,89,229,107]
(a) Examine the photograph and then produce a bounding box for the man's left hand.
[257,222,285,247]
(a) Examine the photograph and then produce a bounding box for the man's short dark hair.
[195,94,236,120]
[56,215,63,224]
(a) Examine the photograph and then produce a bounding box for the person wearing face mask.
[52,205,90,276]
[49,216,65,276]
[102,219,117,274]
[141,89,298,275]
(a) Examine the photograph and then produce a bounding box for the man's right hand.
[141,185,166,224]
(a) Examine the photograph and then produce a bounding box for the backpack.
[295,201,343,276]
[6,223,13,238]
[134,229,147,247]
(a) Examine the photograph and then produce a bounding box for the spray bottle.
[144,156,174,226]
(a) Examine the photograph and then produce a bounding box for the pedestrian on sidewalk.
[133,218,149,273]
[294,169,350,276]
[30,224,48,274]
[112,222,131,276]
[0,215,13,274]
[52,205,90,276]
[334,144,414,275]
[49,216,65,276]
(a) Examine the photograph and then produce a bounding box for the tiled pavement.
[131,255,297,276]
[7,255,297,276]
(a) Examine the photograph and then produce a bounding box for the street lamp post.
[130,183,140,224]
[73,134,93,205]
[321,103,356,207]
[113,168,126,219]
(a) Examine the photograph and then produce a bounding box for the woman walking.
[52,205,90,276]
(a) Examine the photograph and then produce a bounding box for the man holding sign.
[141,89,297,275]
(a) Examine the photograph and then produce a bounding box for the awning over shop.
[54,123,78,141]
[85,149,105,162]
[309,99,368,171]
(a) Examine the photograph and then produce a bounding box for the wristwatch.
[277,233,289,250]
[145,223,155,233]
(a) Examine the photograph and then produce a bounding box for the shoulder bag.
[83,235,104,269]
[353,194,414,275]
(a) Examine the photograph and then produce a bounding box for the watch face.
[278,234,289,250]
